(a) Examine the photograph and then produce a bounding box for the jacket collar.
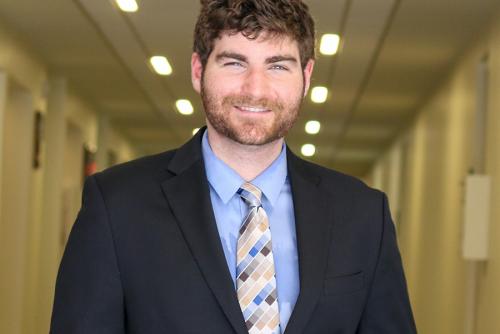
[166,127,205,175]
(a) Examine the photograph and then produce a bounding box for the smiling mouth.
[235,105,271,113]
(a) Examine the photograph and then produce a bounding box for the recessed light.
[192,128,200,135]
[320,34,340,55]
[305,120,321,135]
[301,144,316,157]
[115,0,139,13]
[150,56,173,76]
[311,86,328,103]
[176,99,194,115]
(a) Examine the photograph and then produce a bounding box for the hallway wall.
[0,18,138,334]
[0,82,35,334]
[369,8,500,334]
[476,12,500,334]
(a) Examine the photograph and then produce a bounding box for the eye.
[224,61,244,68]
[270,64,289,71]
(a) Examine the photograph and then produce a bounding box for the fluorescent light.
[115,0,138,12]
[311,86,328,103]
[301,144,316,157]
[320,34,340,55]
[192,128,200,135]
[305,120,321,135]
[150,56,172,76]
[176,99,194,115]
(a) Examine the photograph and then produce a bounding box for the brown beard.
[200,77,303,146]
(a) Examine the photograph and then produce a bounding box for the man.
[51,0,417,333]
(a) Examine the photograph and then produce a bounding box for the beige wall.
[0,18,137,334]
[369,9,500,334]
[108,126,138,163]
[476,12,500,334]
[0,82,35,334]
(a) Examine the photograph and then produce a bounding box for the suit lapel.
[284,149,333,334]
[160,131,248,334]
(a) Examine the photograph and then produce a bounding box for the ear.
[302,59,315,98]
[191,52,203,94]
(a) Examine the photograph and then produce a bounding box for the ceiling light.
[115,0,139,12]
[150,56,172,76]
[311,86,328,103]
[192,128,200,135]
[176,99,194,115]
[320,34,340,55]
[301,144,316,157]
[305,120,321,135]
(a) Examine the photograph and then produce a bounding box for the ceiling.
[0,0,498,177]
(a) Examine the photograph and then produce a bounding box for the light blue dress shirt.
[201,130,299,332]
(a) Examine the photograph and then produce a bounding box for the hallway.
[1,0,500,333]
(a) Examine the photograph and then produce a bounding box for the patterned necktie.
[236,183,280,334]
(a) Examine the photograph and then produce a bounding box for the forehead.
[211,31,300,58]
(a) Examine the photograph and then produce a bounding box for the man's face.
[191,32,314,145]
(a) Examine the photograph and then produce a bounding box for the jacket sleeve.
[50,175,125,333]
[357,193,417,333]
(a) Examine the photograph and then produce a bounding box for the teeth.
[238,106,268,112]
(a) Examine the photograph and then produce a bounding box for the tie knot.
[238,182,262,208]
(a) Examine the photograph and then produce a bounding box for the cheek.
[277,83,303,101]
[205,76,238,97]
[205,67,235,85]
[273,74,304,95]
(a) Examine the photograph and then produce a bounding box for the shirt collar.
[201,130,288,207]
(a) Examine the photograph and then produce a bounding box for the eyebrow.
[215,52,247,63]
[215,52,298,65]
[265,55,298,65]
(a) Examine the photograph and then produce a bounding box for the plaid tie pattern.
[236,183,280,334]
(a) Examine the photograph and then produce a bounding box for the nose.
[240,68,269,99]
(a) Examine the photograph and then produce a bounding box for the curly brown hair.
[193,0,315,68]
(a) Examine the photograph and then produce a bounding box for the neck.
[206,126,284,181]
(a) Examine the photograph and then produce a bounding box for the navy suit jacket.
[50,129,417,333]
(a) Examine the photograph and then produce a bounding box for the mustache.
[222,95,284,111]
